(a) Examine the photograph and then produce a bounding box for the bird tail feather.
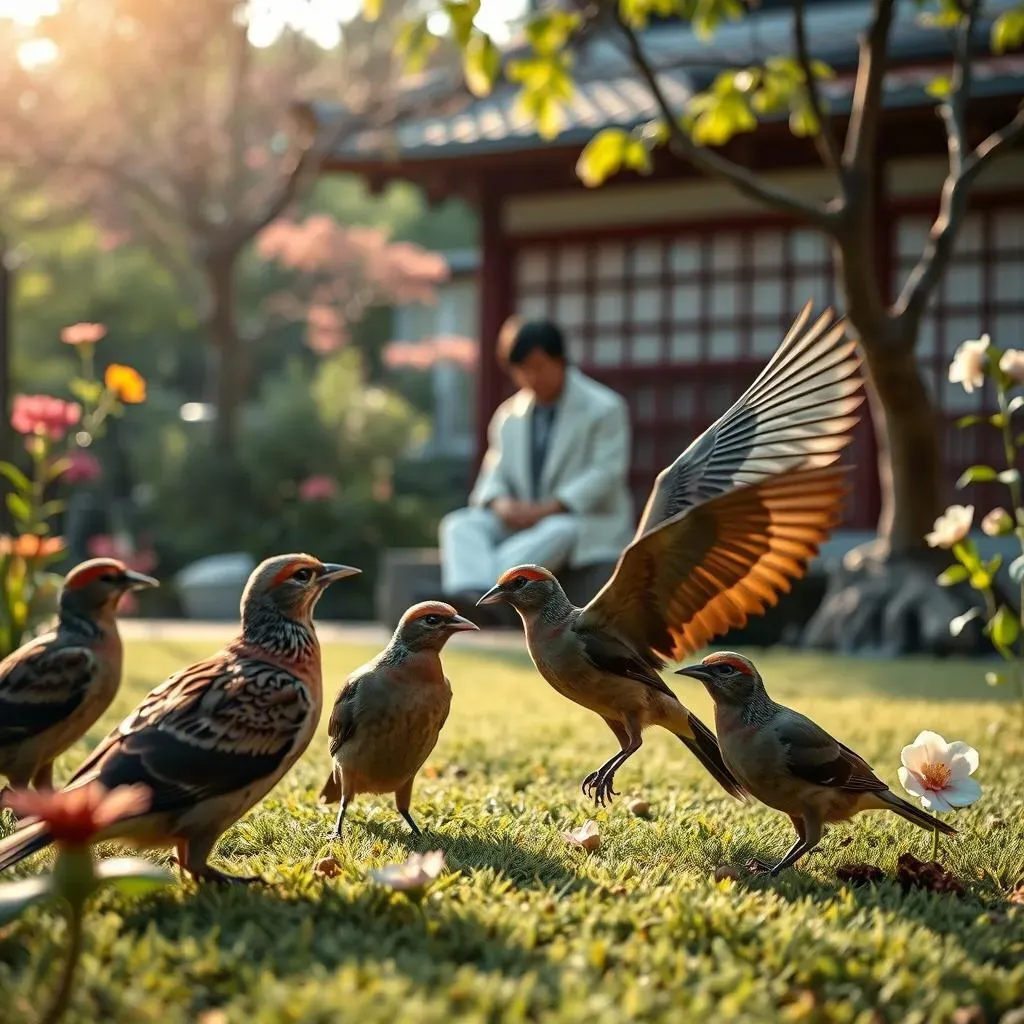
[318,770,341,805]
[877,790,957,835]
[676,714,746,801]
[0,821,54,873]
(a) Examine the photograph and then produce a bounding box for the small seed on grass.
[714,865,740,883]
[314,856,342,878]
[627,798,650,817]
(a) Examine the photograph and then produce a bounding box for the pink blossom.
[306,304,348,354]
[298,475,339,502]
[11,395,82,439]
[61,322,107,346]
[63,448,103,484]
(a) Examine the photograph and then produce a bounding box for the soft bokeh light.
[0,0,58,26]
[16,36,58,69]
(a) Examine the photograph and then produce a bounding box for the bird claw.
[590,772,619,808]
[581,771,600,799]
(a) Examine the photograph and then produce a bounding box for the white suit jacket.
[469,367,634,566]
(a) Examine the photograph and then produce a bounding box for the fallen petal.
[562,819,601,851]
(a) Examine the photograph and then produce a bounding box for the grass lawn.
[1,636,1023,1023]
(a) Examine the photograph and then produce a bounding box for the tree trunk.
[859,332,944,555]
[204,256,246,452]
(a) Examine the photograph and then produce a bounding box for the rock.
[836,862,886,886]
[314,856,343,879]
[627,797,650,817]
[714,864,740,883]
[895,852,965,896]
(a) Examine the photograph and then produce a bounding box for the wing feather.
[774,711,888,792]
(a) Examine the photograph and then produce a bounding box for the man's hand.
[492,498,567,531]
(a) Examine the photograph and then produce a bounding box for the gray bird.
[318,601,479,838]
[477,304,863,806]
[676,651,957,875]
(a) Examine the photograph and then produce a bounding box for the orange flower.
[104,364,147,404]
[3,783,152,846]
[0,534,65,558]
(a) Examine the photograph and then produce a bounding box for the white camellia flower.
[981,507,1013,537]
[948,334,990,393]
[369,850,445,891]
[562,819,601,850]
[898,730,981,812]
[925,505,974,549]
[999,348,1024,385]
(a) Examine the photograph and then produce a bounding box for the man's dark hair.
[498,317,566,366]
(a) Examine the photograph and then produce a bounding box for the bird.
[318,601,479,838]
[675,651,957,874]
[0,557,159,799]
[0,554,360,884]
[476,303,863,806]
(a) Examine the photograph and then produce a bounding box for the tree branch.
[895,0,1023,325]
[896,105,1024,323]
[842,0,895,174]
[792,0,841,172]
[616,18,838,232]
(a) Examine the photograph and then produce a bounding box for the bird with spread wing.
[0,558,158,799]
[476,304,863,806]
[0,554,359,884]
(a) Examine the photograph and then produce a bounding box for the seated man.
[440,317,633,619]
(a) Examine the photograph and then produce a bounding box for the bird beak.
[476,584,505,606]
[320,564,361,585]
[123,570,159,590]
[447,614,480,632]
[675,664,712,683]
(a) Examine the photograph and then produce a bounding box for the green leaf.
[936,564,969,587]
[95,857,174,896]
[925,75,952,100]
[39,500,66,519]
[985,554,1004,575]
[690,92,757,146]
[992,8,1024,54]
[955,465,997,488]
[0,875,54,925]
[989,604,1020,648]
[1009,554,1024,585]
[69,379,103,406]
[6,493,32,526]
[953,538,980,568]
[954,414,986,428]
[444,0,481,48]
[524,9,579,55]
[463,32,501,98]
[45,457,72,483]
[949,606,982,637]
[969,570,992,590]
[395,18,437,74]
[0,462,31,494]
[577,129,629,188]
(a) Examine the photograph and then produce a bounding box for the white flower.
[369,850,445,891]
[898,730,981,812]
[1000,349,1024,385]
[562,819,601,850]
[981,507,1013,537]
[925,505,974,549]
[948,335,990,393]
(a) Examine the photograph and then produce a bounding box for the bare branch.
[792,0,841,172]
[897,105,1024,323]
[941,0,980,178]
[615,18,838,233]
[842,0,895,174]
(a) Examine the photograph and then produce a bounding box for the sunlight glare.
[0,0,58,27]
[17,36,59,69]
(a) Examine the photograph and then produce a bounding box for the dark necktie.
[531,404,556,500]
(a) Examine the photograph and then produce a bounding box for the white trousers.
[439,506,579,594]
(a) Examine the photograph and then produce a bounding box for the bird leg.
[329,799,349,840]
[768,813,821,877]
[184,834,263,886]
[395,779,422,836]
[581,717,630,804]
[582,719,642,808]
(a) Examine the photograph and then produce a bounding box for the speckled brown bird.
[0,553,359,884]
[676,652,957,874]
[477,304,863,806]
[319,601,478,838]
[0,558,158,798]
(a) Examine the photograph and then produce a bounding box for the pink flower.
[60,322,107,346]
[3,783,151,847]
[11,395,82,439]
[298,475,339,502]
[63,448,103,484]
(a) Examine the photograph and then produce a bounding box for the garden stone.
[176,553,256,620]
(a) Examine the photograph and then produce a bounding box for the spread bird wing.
[579,464,850,663]
[66,651,315,815]
[632,303,861,539]
[0,641,99,745]
[773,709,887,792]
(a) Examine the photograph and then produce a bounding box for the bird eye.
[292,567,314,583]
[511,576,527,589]
[424,614,442,626]
[101,573,120,584]
[717,664,735,676]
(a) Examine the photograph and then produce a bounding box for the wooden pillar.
[474,187,511,469]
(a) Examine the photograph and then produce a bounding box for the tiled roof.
[298,0,1024,164]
